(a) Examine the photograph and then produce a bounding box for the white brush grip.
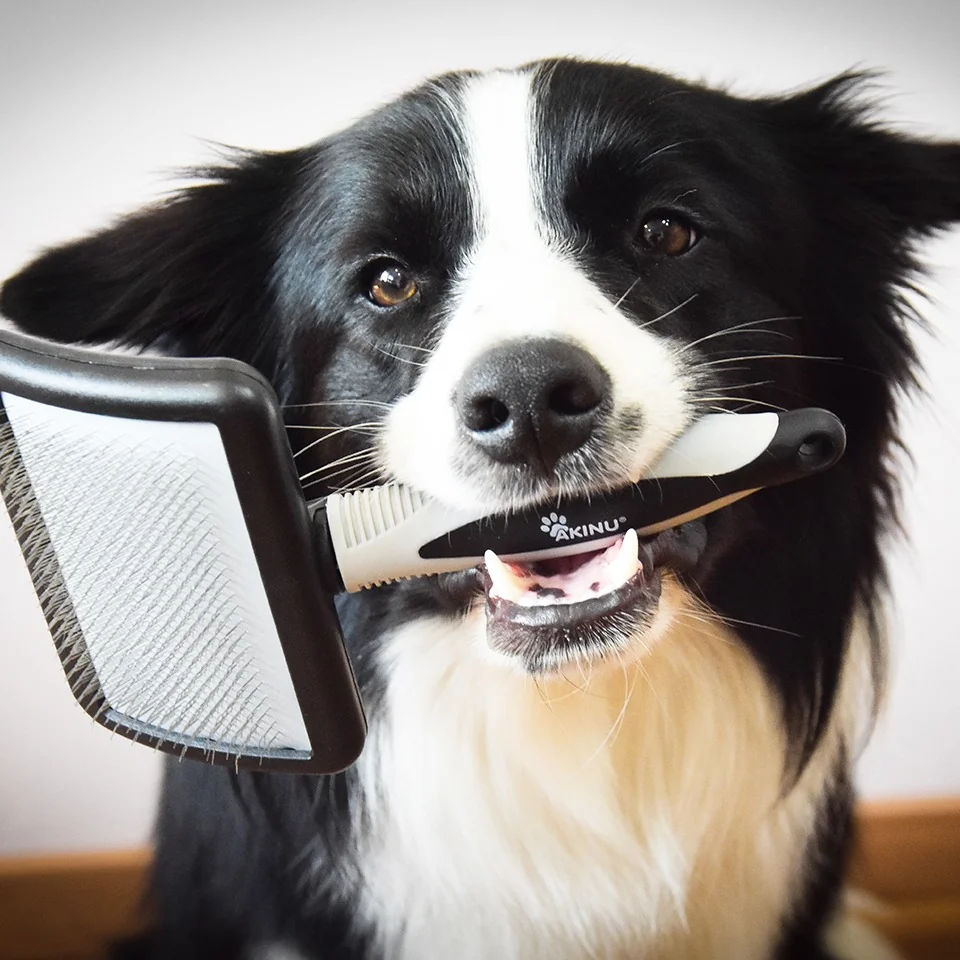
[324,485,487,592]
[646,411,779,479]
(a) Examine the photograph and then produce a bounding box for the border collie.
[3,59,959,960]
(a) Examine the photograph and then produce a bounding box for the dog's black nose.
[456,339,611,474]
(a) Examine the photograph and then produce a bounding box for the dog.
[3,58,959,960]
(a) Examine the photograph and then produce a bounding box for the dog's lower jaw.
[482,570,661,675]
[348,580,867,960]
[452,519,711,676]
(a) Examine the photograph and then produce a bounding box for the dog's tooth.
[609,528,641,585]
[484,549,508,582]
[484,550,528,601]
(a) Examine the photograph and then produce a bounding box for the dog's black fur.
[4,60,960,959]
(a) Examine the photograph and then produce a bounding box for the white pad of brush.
[2,394,311,754]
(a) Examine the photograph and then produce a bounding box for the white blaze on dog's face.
[382,70,693,514]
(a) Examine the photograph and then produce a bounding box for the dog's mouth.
[474,521,707,674]
[482,529,646,620]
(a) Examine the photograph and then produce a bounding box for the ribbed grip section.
[323,484,483,593]
[336,483,428,549]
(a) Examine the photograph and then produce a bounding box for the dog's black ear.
[0,149,299,363]
[762,74,960,236]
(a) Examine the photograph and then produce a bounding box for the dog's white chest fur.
[352,582,843,960]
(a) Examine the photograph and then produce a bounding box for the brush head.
[0,328,365,774]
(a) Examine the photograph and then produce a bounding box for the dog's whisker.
[703,379,775,392]
[637,137,712,169]
[553,658,615,702]
[541,679,589,706]
[676,606,802,638]
[356,336,431,367]
[303,453,382,485]
[674,609,733,634]
[371,346,425,366]
[676,316,800,354]
[687,352,842,369]
[697,364,750,377]
[535,676,588,717]
[639,293,699,330]
[282,399,393,410]
[631,636,669,715]
[304,450,377,479]
[287,423,382,431]
[303,468,378,496]
[580,653,637,768]
[329,464,388,493]
[298,449,380,484]
[576,656,592,690]
[390,342,433,354]
[556,665,592,695]
[688,396,787,412]
[613,275,643,310]
[533,677,553,712]
[292,422,383,459]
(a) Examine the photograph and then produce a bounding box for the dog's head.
[4,60,959,759]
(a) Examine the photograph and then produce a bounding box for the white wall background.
[1,0,958,856]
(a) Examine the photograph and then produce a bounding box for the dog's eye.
[369,262,418,307]
[638,213,698,256]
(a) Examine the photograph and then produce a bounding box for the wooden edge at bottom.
[848,795,960,902]
[1,797,959,960]
[852,897,960,960]
[0,847,152,960]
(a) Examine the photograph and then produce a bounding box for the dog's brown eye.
[369,262,418,307]
[639,214,698,256]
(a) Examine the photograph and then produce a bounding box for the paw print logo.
[540,512,568,539]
